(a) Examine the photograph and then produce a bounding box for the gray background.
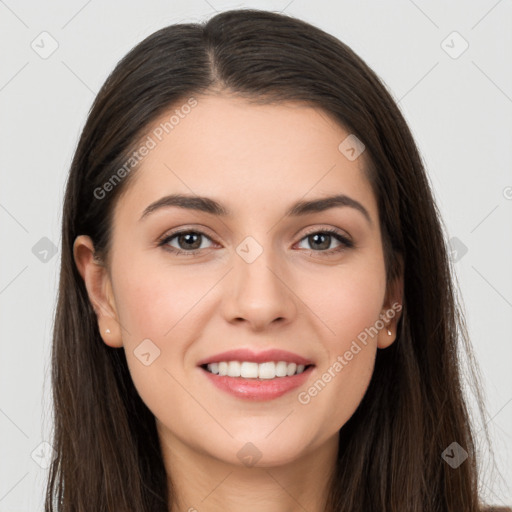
[0,0,511,510]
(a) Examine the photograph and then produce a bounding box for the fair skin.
[74,94,402,512]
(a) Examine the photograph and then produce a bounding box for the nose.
[221,244,297,332]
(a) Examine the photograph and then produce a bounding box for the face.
[76,94,402,468]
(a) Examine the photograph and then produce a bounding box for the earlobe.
[377,268,404,349]
[73,235,123,348]
[377,324,397,349]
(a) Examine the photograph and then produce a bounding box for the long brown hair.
[45,9,505,511]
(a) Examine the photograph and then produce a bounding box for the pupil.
[311,233,329,250]
[181,233,200,249]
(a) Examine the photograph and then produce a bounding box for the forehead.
[114,94,378,225]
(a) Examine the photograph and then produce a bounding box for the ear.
[73,235,123,348]
[377,258,404,349]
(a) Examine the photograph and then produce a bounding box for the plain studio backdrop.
[0,0,511,510]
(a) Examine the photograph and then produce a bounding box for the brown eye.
[305,232,333,250]
[159,230,214,254]
[158,227,353,257]
[296,228,353,255]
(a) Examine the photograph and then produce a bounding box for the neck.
[160,429,339,512]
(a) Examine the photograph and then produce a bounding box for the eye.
[158,230,215,255]
[158,227,354,257]
[295,228,354,256]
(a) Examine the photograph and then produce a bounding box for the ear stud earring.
[387,328,392,336]
[105,329,111,334]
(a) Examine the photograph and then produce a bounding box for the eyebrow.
[139,193,372,226]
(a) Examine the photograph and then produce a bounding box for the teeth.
[205,361,307,379]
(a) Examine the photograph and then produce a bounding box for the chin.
[207,430,315,469]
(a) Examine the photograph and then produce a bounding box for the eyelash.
[157,227,354,257]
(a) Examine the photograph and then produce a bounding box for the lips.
[200,363,315,401]
[196,348,315,367]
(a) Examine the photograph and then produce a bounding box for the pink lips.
[197,348,315,401]
[200,365,314,401]
[196,348,314,367]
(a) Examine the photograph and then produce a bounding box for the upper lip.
[196,348,315,367]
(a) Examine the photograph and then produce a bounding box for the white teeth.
[205,361,309,378]
[227,361,240,377]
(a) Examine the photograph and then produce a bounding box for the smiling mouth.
[200,361,315,379]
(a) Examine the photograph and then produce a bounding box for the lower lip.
[199,365,315,401]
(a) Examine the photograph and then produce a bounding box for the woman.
[45,8,509,512]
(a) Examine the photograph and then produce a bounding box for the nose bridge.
[224,232,296,328]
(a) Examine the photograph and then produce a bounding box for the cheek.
[111,270,201,428]
[294,259,385,428]
[111,253,203,342]
[108,253,196,395]
[303,257,386,349]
